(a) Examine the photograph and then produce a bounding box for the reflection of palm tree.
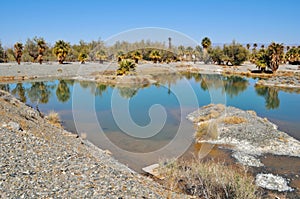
[223,76,249,98]
[56,80,70,103]
[255,86,280,109]
[11,83,26,103]
[0,84,10,92]
[27,82,51,104]
[199,75,249,97]
[95,84,108,96]
[118,87,139,99]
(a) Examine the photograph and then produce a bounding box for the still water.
[2,73,300,171]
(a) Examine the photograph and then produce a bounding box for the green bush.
[117,59,136,75]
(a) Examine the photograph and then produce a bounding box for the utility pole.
[168,37,172,49]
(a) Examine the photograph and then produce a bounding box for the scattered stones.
[0,89,185,198]
[232,151,264,167]
[7,121,21,131]
[255,173,293,192]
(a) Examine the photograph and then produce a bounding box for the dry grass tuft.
[247,110,257,116]
[223,116,247,124]
[47,111,61,127]
[195,121,218,140]
[159,159,260,199]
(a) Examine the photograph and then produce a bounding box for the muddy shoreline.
[1,62,300,90]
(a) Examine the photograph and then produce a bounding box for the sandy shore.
[1,62,299,90]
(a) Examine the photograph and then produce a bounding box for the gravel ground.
[0,90,186,198]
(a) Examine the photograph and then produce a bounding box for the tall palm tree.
[52,40,70,64]
[246,44,251,50]
[201,37,212,64]
[14,42,23,65]
[37,39,46,64]
[253,43,258,50]
[267,42,284,72]
[201,37,212,50]
[149,50,161,63]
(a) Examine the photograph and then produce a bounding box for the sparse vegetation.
[208,41,249,66]
[47,110,61,126]
[159,159,260,199]
[223,116,247,124]
[250,42,285,73]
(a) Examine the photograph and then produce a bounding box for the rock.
[255,173,293,192]
[232,152,264,167]
[187,104,300,157]
[8,121,20,131]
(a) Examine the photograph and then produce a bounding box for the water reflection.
[27,82,52,104]
[255,85,280,110]
[190,74,249,98]
[0,74,297,111]
[118,87,139,99]
[11,83,26,103]
[56,80,71,103]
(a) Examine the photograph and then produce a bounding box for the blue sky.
[0,0,299,47]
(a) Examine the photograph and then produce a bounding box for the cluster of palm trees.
[0,36,299,73]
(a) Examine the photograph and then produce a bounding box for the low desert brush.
[159,159,260,199]
[47,110,61,126]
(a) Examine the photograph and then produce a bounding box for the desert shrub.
[117,59,136,75]
[47,110,60,126]
[223,116,247,124]
[159,159,260,199]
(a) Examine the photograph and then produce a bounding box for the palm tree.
[96,50,107,64]
[201,37,212,64]
[14,42,23,65]
[52,40,71,64]
[78,52,88,64]
[286,46,300,65]
[131,50,143,64]
[266,42,284,72]
[253,43,258,50]
[201,37,212,50]
[246,44,251,50]
[117,51,125,62]
[117,59,136,75]
[37,39,46,64]
[149,50,161,63]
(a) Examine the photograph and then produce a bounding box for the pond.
[1,73,300,171]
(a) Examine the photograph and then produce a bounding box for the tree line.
[0,36,299,73]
